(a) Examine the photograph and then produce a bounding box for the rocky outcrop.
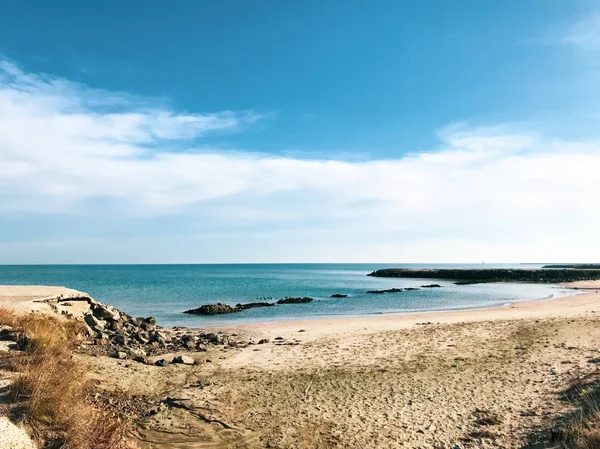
[366,288,414,294]
[183,304,241,315]
[236,302,275,310]
[421,284,442,288]
[331,294,348,298]
[276,297,313,304]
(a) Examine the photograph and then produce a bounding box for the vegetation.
[0,308,130,449]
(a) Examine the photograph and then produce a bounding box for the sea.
[0,264,575,327]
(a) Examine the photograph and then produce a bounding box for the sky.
[0,0,599,264]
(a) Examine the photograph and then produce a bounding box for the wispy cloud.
[1,62,599,262]
[562,13,600,50]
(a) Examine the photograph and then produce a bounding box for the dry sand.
[80,284,600,448]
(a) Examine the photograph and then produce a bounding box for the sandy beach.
[3,284,600,448]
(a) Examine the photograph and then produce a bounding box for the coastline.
[213,286,599,342]
[3,282,600,447]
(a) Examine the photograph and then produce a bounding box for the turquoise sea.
[0,264,575,327]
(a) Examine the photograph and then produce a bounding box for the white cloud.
[1,62,599,262]
[563,14,600,50]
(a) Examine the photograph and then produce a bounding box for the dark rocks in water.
[421,284,442,288]
[366,288,406,294]
[404,287,419,291]
[542,264,600,269]
[183,303,241,315]
[276,297,313,304]
[331,293,348,298]
[236,302,275,310]
[367,267,600,284]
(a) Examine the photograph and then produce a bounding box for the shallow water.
[0,264,574,327]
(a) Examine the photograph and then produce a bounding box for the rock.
[155,358,170,367]
[144,317,157,325]
[112,334,128,346]
[331,294,348,298]
[92,304,120,321]
[366,288,405,294]
[84,312,105,331]
[0,326,20,342]
[172,355,194,365]
[235,302,275,310]
[258,338,270,344]
[421,284,442,288]
[276,297,313,304]
[113,351,127,360]
[108,321,123,332]
[183,303,242,315]
[129,348,147,363]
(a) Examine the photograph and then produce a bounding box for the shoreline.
[214,287,600,342]
[3,282,600,447]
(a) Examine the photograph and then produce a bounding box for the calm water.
[0,264,575,327]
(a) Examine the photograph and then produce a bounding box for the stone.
[84,312,105,331]
[276,297,313,304]
[331,294,348,298]
[144,317,157,325]
[129,348,147,363]
[155,358,169,367]
[183,303,242,315]
[112,334,128,346]
[113,351,127,360]
[172,355,194,365]
[92,304,120,321]
[236,302,275,310]
[258,338,270,344]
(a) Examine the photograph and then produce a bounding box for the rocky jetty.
[367,268,600,284]
[276,297,313,304]
[331,294,348,298]
[542,264,600,269]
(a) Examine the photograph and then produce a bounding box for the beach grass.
[0,308,130,449]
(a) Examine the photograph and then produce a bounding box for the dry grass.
[0,307,133,449]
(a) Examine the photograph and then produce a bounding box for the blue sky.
[0,1,599,263]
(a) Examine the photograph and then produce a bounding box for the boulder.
[172,355,194,365]
[84,312,105,331]
[155,358,170,367]
[183,304,242,315]
[92,304,120,321]
[129,348,147,363]
[258,338,270,344]
[236,302,275,310]
[276,297,313,304]
[331,294,348,298]
[113,351,127,360]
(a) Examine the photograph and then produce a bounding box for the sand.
[0,285,90,315]
[4,283,600,448]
